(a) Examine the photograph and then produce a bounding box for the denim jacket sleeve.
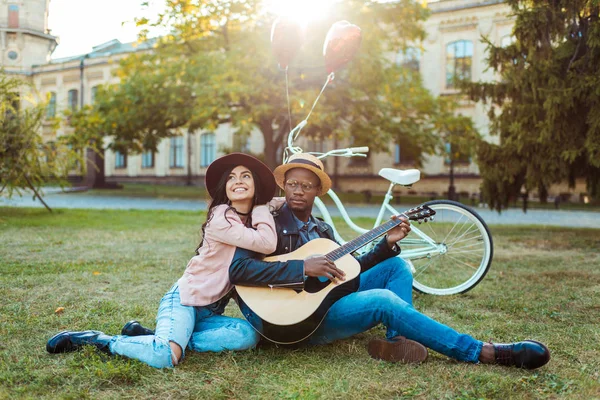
[229,247,305,289]
[355,236,400,273]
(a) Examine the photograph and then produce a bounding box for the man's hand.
[386,215,411,249]
[304,255,346,282]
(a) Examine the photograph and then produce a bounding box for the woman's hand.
[267,197,286,213]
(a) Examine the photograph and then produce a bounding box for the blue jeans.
[308,257,483,363]
[108,284,259,368]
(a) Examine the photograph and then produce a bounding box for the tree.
[464,0,600,210]
[0,74,80,212]
[95,0,471,171]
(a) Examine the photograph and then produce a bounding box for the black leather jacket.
[229,203,400,290]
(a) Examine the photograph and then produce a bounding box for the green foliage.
[90,0,476,169]
[464,0,600,210]
[0,74,81,211]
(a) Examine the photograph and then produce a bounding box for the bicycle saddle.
[378,168,420,186]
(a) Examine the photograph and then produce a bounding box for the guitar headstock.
[400,205,436,224]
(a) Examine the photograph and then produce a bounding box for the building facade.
[4,0,585,198]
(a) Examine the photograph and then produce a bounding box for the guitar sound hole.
[303,278,331,293]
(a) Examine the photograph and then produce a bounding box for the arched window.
[446,40,473,89]
[201,132,216,167]
[47,92,56,117]
[67,89,78,111]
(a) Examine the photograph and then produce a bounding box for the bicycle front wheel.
[401,200,493,295]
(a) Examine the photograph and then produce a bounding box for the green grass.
[1,207,599,399]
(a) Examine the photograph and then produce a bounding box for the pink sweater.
[177,204,277,307]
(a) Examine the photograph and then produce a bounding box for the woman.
[46,153,278,369]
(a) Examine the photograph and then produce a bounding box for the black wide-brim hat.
[205,153,276,204]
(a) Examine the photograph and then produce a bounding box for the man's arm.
[229,248,347,288]
[229,247,305,289]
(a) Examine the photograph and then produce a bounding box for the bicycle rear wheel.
[401,200,493,295]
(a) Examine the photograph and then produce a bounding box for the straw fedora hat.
[205,153,276,204]
[273,153,332,196]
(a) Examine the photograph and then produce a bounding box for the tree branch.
[24,175,52,212]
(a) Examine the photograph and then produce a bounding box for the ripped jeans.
[108,284,259,368]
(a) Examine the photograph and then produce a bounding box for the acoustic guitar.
[235,205,435,344]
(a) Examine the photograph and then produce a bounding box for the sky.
[47,0,342,59]
[47,0,435,59]
[47,0,164,59]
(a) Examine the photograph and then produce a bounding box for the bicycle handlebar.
[284,119,370,162]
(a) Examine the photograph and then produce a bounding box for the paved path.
[2,190,600,228]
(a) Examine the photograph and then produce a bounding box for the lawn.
[0,207,599,399]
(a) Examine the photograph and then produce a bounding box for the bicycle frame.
[313,183,444,261]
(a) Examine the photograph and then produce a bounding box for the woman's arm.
[206,205,277,254]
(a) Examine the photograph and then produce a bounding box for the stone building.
[3,0,584,199]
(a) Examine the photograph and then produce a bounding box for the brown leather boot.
[367,336,428,364]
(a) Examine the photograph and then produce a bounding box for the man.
[227,153,550,369]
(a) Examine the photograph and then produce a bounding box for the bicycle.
[283,125,494,296]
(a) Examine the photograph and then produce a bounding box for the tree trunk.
[259,119,278,169]
[86,147,119,189]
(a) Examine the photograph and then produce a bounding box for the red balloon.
[271,17,304,69]
[323,21,362,74]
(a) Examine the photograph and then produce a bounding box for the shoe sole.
[368,337,428,364]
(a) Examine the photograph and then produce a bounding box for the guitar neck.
[325,215,405,261]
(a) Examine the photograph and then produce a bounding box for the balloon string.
[285,66,292,136]
[304,72,334,122]
[283,72,334,164]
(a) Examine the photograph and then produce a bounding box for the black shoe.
[493,340,550,370]
[46,330,113,354]
[121,320,155,337]
[367,336,428,364]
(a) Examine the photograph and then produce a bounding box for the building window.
[396,47,420,72]
[200,132,216,167]
[67,89,78,111]
[91,86,100,103]
[47,92,56,118]
[170,136,185,168]
[141,151,154,168]
[394,143,416,165]
[8,5,19,29]
[446,40,473,89]
[115,151,127,169]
